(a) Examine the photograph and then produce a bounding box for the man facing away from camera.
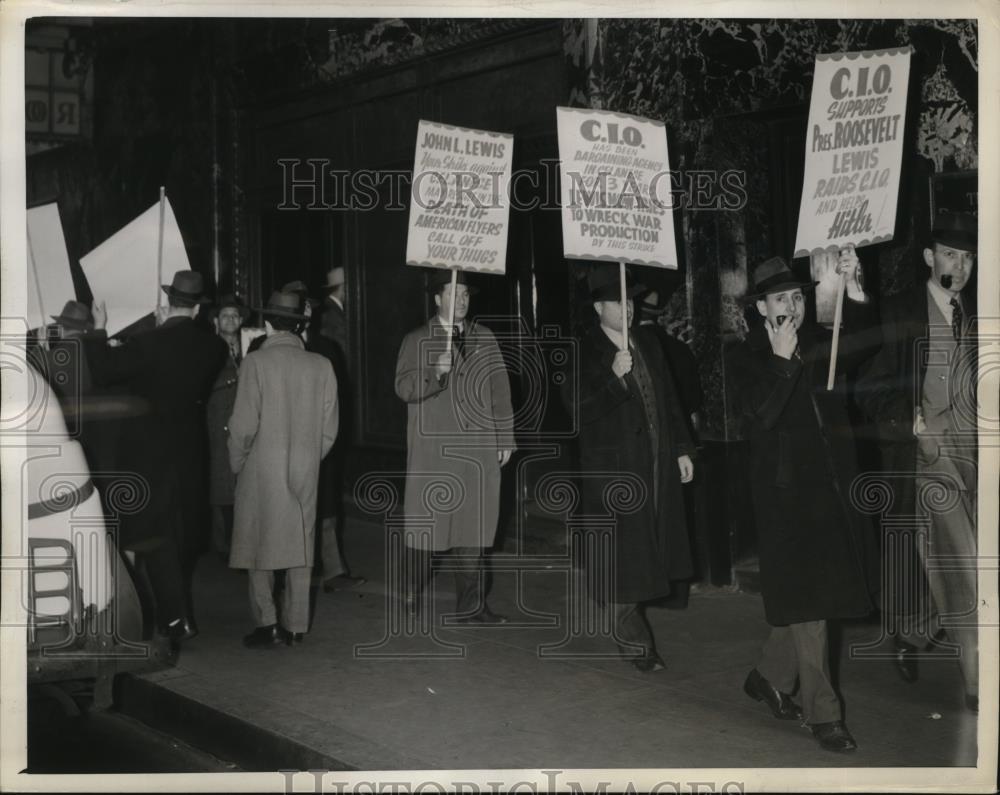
[726,249,879,753]
[228,290,338,648]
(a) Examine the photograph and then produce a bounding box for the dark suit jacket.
[85,316,227,547]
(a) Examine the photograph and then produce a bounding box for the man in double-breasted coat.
[857,212,979,712]
[228,291,339,648]
[394,269,516,624]
[85,271,228,643]
[726,250,877,753]
[562,266,695,673]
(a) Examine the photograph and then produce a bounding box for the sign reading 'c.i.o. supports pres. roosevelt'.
[794,47,911,258]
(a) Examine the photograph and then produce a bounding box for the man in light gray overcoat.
[395,269,515,624]
[229,291,339,648]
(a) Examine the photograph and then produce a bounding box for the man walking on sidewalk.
[725,250,878,753]
[562,266,695,672]
[228,291,339,648]
[394,269,515,624]
[858,212,979,712]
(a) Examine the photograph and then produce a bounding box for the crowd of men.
[27,210,979,756]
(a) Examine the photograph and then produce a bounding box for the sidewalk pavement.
[122,517,978,771]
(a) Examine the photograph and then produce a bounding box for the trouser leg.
[920,480,978,694]
[452,547,484,614]
[790,620,841,724]
[612,601,656,657]
[248,569,277,628]
[280,566,312,633]
[757,625,798,694]
[141,538,186,628]
[402,544,431,605]
[321,517,346,581]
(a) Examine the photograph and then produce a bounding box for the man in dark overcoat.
[85,271,228,643]
[206,295,249,557]
[395,269,516,624]
[726,250,877,753]
[562,266,695,673]
[857,212,979,712]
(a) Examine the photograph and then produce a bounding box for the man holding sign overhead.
[726,250,878,753]
[394,269,515,624]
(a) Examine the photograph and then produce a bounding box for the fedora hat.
[425,269,480,296]
[50,300,94,331]
[259,290,308,321]
[930,212,977,252]
[162,270,211,305]
[322,266,346,291]
[588,265,644,302]
[215,293,250,320]
[743,257,817,302]
[281,279,320,308]
[638,287,670,317]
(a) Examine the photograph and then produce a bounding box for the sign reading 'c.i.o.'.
[556,107,678,270]
[794,47,912,258]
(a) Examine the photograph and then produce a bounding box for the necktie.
[950,297,964,341]
[453,326,465,357]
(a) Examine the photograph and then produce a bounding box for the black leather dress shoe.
[166,617,199,643]
[892,639,919,683]
[451,606,509,625]
[743,669,804,720]
[279,627,305,646]
[242,624,281,649]
[810,720,858,752]
[632,651,666,673]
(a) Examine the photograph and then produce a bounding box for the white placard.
[556,106,678,269]
[405,119,513,275]
[25,203,75,331]
[80,197,190,336]
[794,47,912,257]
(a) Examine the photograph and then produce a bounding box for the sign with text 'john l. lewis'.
[556,106,678,269]
[405,120,513,275]
[794,47,911,258]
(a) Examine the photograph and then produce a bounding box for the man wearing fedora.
[562,265,695,672]
[726,249,878,752]
[206,294,250,558]
[394,269,515,623]
[858,211,979,712]
[86,270,228,643]
[228,291,339,648]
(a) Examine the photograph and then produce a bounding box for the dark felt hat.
[259,290,308,320]
[50,300,94,331]
[161,270,211,305]
[281,280,320,308]
[588,266,644,302]
[425,269,480,296]
[930,212,977,252]
[743,256,817,301]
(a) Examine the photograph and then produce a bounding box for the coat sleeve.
[227,354,262,475]
[659,354,695,459]
[395,328,448,403]
[561,340,631,427]
[485,333,516,451]
[84,330,145,386]
[726,344,803,431]
[320,365,340,459]
[855,299,914,440]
